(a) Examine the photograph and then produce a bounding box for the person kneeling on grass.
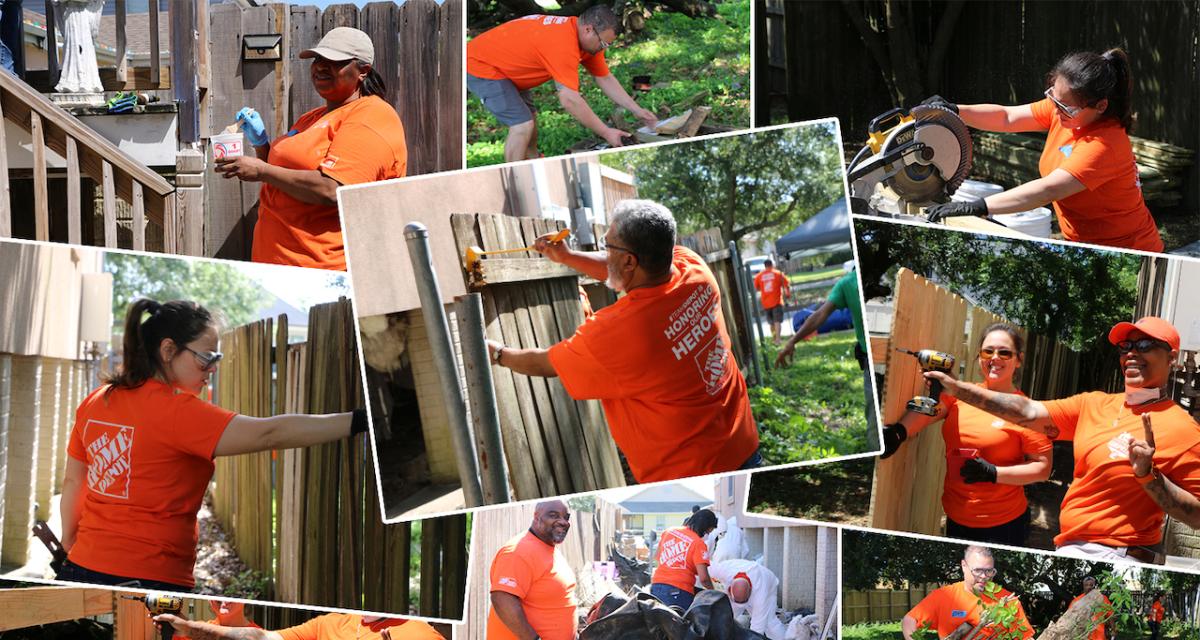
[485,200,761,483]
[58,298,368,592]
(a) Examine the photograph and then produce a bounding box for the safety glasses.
[1116,338,1171,354]
[969,567,998,579]
[1044,87,1083,118]
[605,240,639,262]
[183,346,224,370]
[591,26,615,50]
[979,347,1016,361]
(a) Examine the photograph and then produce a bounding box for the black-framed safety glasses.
[183,346,224,370]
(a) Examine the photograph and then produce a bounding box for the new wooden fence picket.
[211,298,469,618]
[205,0,463,260]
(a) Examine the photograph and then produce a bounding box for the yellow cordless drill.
[122,594,184,640]
[896,348,956,415]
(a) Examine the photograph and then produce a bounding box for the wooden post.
[419,516,442,616]
[101,160,116,247]
[115,0,128,83]
[174,149,205,255]
[170,0,198,142]
[31,112,48,241]
[1,356,40,567]
[43,1,58,88]
[34,358,60,522]
[65,137,80,245]
[131,183,145,251]
[0,93,10,237]
[149,0,160,86]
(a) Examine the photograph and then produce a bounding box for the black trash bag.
[685,590,770,640]
[579,591,699,640]
[584,593,633,626]
[580,590,770,640]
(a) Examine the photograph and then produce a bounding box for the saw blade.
[880,105,973,202]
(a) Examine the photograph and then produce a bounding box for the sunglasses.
[1116,338,1170,354]
[1044,88,1084,118]
[979,347,1016,360]
[183,346,224,370]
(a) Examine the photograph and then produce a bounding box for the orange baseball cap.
[1108,317,1180,351]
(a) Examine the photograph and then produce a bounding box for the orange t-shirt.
[547,246,759,482]
[276,615,443,640]
[253,95,407,271]
[753,268,789,309]
[1150,602,1164,622]
[1029,98,1162,252]
[66,380,236,587]
[487,531,577,640]
[466,15,610,92]
[940,391,1052,527]
[651,527,709,593]
[907,583,1034,640]
[1045,392,1200,547]
[1069,592,1111,640]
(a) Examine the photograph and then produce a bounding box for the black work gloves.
[927,198,989,223]
[880,423,908,459]
[961,456,999,484]
[919,95,959,114]
[351,408,369,436]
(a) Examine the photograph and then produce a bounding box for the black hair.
[103,299,215,392]
[580,4,622,36]
[764,258,774,267]
[687,508,718,537]
[610,199,677,276]
[1047,48,1134,131]
[358,61,387,99]
[979,322,1025,354]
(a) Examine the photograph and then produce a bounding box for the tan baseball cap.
[299,27,374,65]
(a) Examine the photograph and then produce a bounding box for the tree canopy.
[104,253,272,331]
[853,221,1144,351]
[603,122,844,249]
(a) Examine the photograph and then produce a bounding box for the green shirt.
[828,270,865,351]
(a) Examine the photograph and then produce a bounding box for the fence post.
[728,241,762,386]
[455,293,510,505]
[404,222,484,508]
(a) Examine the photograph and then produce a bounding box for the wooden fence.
[464,499,624,640]
[205,0,463,260]
[758,0,1199,212]
[210,298,468,619]
[869,269,1101,534]
[842,585,939,625]
[449,213,627,500]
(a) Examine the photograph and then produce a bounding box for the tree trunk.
[1037,590,1106,640]
[925,0,965,95]
[883,0,925,106]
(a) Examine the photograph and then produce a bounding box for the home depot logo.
[658,530,694,568]
[83,419,134,499]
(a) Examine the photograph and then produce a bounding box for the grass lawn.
[751,333,869,464]
[466,0,751,166]
[787,266,845,285]
[842,621,1188,640]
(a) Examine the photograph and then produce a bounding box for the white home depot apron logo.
[83,419,135,499]
[659,530,693,568]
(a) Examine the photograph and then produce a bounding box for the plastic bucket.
[954,179,1004,200]
[211,132,244,159]
[992,207,1053,238]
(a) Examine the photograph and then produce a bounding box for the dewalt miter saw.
[847,104,973,217]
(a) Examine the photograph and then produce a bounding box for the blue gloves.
[236,107,269,147]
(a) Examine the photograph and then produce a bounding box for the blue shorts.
[467,73,536,126]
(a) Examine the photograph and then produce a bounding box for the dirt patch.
[746,458,874,526]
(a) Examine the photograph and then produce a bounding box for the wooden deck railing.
[0,68,177,251]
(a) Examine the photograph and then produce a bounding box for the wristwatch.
[492,345,505,365]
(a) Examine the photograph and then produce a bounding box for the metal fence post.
[455,293,511,505]
[404,222,484,508]
[728,241,762,386]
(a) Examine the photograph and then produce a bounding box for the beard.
[605,262,626,293]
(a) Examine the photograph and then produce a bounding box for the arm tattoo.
[953,385,1040,427]
[1142,474,1200,528]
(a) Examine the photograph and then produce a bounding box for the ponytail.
[1047,47,1135,131]
[103,298,216,392]
[359,62,387,100]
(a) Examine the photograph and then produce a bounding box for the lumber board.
[287,5,322,121]
[474,257,582,286]
[0,94,9,236]
[31,111,48,241]
[0,587,113,631]
[205,3,249,259]
[433,0,464,171]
